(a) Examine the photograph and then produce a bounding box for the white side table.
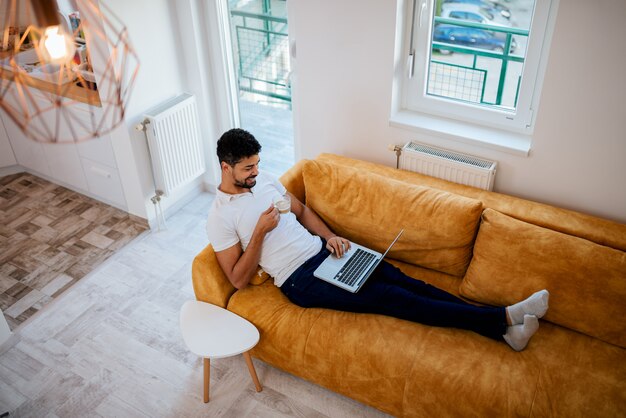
[180,300,262,402]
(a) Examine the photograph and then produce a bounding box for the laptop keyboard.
[335,249,376,286]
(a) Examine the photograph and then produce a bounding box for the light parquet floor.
[0,173,148,331]
[0,192,391,418]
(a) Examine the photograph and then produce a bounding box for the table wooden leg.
[203,358,210,403]
[243,351,262,392]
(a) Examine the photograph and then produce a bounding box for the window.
[392,0,559,150]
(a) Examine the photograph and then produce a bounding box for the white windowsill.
[389,110,532,156]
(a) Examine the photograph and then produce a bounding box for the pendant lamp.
[0,0,139,143]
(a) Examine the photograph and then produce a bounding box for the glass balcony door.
[226,0,294,178]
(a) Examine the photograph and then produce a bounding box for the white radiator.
[399,141,497,191]
[144,94,205,196]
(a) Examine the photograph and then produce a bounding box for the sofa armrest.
[280,159,308,203]
[192,244,236,308]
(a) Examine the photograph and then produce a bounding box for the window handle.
[407,53,415,79]
[418,1,427,28]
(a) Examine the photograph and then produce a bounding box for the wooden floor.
[0,191,391,418]
[0,173,148,331]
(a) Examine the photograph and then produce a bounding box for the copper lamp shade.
[0,0,139,143]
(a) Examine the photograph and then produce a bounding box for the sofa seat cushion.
[227,281,626,417]
[302,160,483,277]
[460,209,626,348]
[402,319,626,417]
[227,281,414,416]
[524,321,626,417]
[226,281,559,417]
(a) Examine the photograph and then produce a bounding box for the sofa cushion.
[302,160,483,277]
[192,244,236,308]
[524,321,626,417]
[317,153,626,252]
[460,209,626,348]
[229,282,413,416]
[226,281,538,417]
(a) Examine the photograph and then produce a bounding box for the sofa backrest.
[302,160,483,277]
[313,154,626,252]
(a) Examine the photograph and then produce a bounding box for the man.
[206,129,549,351]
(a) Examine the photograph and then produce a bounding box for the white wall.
[105,0,227,223]
[168,0,223,190]
[102,0,190,221]
[0,118,17,168]
[291,0,626,224]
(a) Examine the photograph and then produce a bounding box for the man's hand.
[326,236,351,258]
[254,204,280,235]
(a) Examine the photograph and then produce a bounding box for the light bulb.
[39,25,76,64]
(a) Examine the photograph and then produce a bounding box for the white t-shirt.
[206,172,322,287]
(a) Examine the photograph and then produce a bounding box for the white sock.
[506,289,549,325]
[503,315,539,352]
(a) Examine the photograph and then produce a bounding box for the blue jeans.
[280,245,507,341]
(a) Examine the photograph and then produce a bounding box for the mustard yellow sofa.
[193,153,626,417]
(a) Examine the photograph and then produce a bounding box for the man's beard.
[235,175,257,189]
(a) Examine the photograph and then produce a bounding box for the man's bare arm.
[214,205,279,289]
[289,192,351,257]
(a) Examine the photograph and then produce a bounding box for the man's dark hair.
[217,128,262,166]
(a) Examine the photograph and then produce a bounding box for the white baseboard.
[0,309,11,346]
[0,165,24,177]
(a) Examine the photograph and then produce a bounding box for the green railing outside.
[429,60,488,103]
[430,16,529,107]
[230,7,291,103]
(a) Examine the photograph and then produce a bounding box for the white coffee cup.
[273,194,291,214]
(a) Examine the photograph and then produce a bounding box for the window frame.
[391,0,560,153]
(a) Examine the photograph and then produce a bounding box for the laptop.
[313,230,404,293]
